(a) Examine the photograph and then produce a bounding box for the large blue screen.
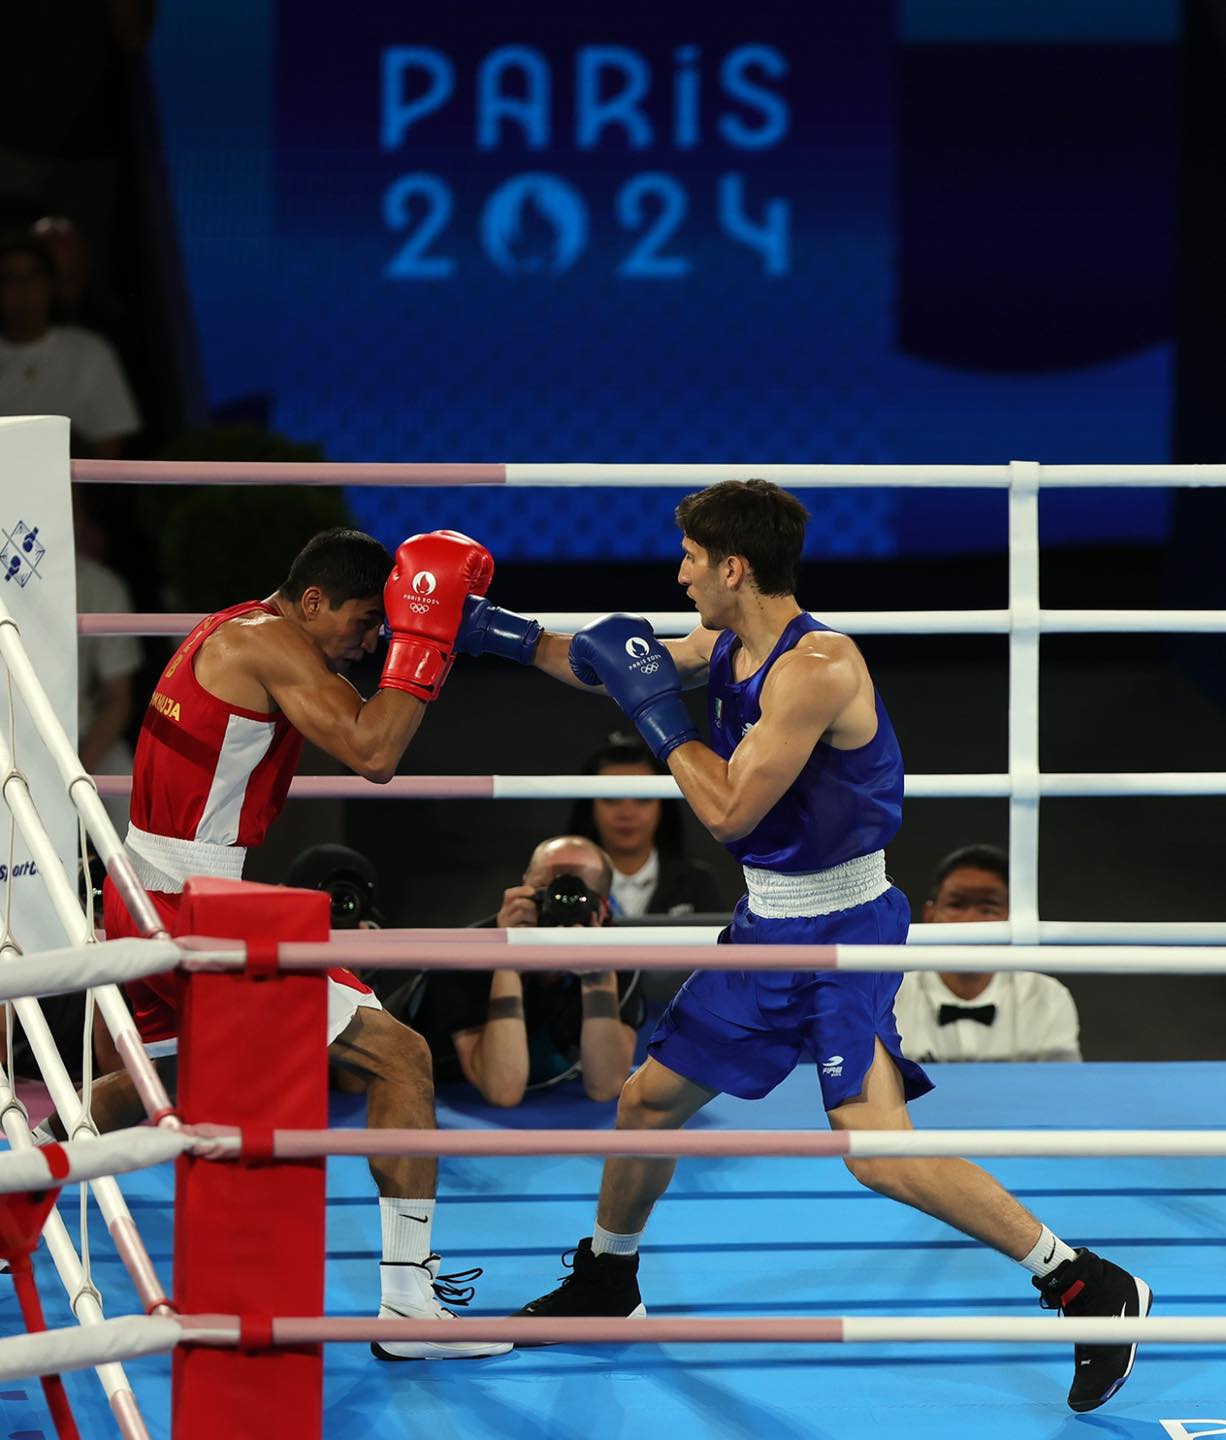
[149,1,1178,560]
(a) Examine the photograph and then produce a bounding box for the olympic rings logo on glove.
[410,602,431,615]
[639,661,659,674]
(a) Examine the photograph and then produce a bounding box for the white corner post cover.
[0,416,79,954]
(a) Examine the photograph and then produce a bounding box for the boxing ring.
[0,455,1222,1438]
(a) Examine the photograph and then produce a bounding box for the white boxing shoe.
[371,1255,511,1361]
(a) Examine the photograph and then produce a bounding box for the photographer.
[411,836,645,1107]
[285,844,385,931]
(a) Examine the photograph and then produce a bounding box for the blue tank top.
[706,613,904,872]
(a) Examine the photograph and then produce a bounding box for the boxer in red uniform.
[70,525,510,1359]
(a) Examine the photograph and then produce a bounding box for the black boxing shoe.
[514,1238,647,1334]
[1034,1248,1153,1412]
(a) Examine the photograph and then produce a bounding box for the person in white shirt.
[0,234,140,456]
[568,732,724,919]
[893,844,1081,1063]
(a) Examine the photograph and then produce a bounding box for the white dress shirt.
[610,849,660,919]
[893,970,1082,1063]
[0,326,141,442]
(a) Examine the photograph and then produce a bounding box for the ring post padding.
[172,878,328,1440]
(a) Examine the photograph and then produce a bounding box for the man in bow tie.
[893,844,1082,1063]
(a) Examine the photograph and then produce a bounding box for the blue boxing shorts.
[647,884,933,1111]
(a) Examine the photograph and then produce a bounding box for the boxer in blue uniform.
[458,479,1151,1413]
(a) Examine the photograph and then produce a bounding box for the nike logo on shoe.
[399,1213,430,1224]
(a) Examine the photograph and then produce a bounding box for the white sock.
[592,1221,642,1258]
[1020,1224,1078,1278]
[379,1197,435,1266]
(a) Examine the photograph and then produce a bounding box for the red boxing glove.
[381,530,494,701]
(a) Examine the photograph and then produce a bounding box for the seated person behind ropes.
[0,234,140,456]
[568,731,725,918]
[893,844,1082,1063]
[409,836,646,1107]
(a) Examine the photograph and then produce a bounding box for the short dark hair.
[930,844,1009,899]
[566,731,686,858]
[0,233,55,278]
[279,527,392,607]
[675,479,809,597]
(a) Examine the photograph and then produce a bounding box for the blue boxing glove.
[570,614,699,762]
[455,593,542,664]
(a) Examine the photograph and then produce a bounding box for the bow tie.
[937,1003,996,1028]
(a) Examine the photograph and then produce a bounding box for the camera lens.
[328,880,365,928]
[536,873,601,928]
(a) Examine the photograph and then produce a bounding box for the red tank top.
[130,600,303,847]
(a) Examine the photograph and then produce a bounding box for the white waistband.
[124,824,247,895]
[743,851,889,919]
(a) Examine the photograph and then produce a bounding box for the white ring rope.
[81,770,1226,800]
[70,459,1226,487]
[8,935,1226,1010]
[264,936,1226,974]
[8,1115,1226,1189]
[258,1125,1226,1162]
[0,1127,194,1194]
[75,607,1226,637]
[0,1308,1222,1384]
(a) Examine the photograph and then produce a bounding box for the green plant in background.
[143,426,350,612]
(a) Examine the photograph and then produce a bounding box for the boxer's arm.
[663,627,718,690]
[250,624,425,783]
[532,631,605,690]
[669,646,857,842]
[532,626,715,692]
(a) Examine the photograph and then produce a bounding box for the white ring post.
[1008,461,1041,944]
[0,736,172,1123]
[0,942,171,1318]
[0,1063,152,1439]
[0,599,166,940]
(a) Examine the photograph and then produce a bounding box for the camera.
[286,845,383,931]
[325,875,376,930]
[532,873,603,928]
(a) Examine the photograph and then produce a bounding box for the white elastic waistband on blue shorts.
[743,850,889,919]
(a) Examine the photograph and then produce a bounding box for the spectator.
[407,835,646,1107]
[893,844,1081,1063]
[568,731,724,918]
[32,215,124,344]
[0,233,139,456]
[74,490,141,833]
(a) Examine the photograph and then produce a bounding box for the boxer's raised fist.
[381,531,493,701]
[569,614,698,761]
